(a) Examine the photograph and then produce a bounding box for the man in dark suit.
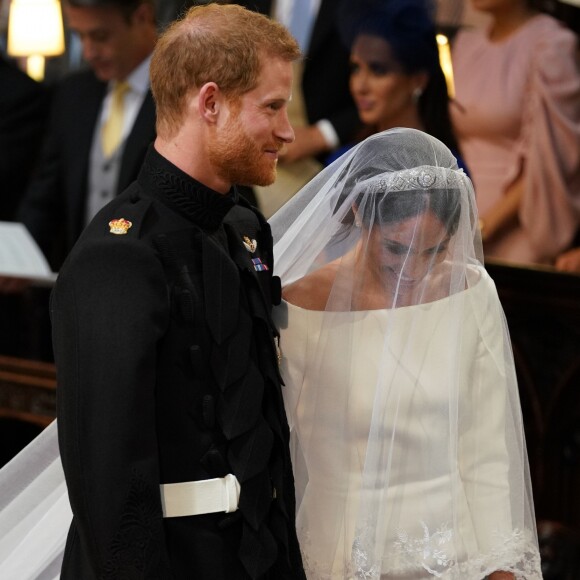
[53,4,305,579]
[0,55,50,222]
[0,56,50,357]
[0,0,157,360]
[15,0,157,270]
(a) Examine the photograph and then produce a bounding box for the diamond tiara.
[366,166,466,194]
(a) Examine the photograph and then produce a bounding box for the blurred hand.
[279,125,328,164]
[555,248,580,274]
[0,276,31,294]
[488,572,515,580]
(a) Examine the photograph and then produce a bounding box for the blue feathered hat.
[338,0,439,74]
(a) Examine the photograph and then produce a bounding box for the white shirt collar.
[274,0,321,29]
[109,53,151,96]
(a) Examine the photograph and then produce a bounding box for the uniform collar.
[138,145,238,231]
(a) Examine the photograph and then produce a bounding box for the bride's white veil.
[271,128,542,579]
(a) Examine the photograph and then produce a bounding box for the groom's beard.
[208,112,282,187]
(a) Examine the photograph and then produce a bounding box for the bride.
[270,128,541,579]
[0,129,541,579]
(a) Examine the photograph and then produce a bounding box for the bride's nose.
[400,253,432,280]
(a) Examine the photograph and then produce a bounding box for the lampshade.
[436,34,455,100]
[7,0,65,81]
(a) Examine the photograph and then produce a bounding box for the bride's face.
[364,209,450,292]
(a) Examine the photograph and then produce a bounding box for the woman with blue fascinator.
[328,0,465,173]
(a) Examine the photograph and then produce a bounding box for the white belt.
[160,474,240,518]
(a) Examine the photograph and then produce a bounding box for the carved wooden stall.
[0,355,56,466]
[486,260,580,577]
[486,260,580,527]
[0,355,56,427]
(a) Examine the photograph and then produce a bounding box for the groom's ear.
[198,82,221,123]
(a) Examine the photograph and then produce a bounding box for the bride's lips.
[397,277,419,286]
[382,267,424,287]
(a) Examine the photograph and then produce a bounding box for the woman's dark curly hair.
[338,0,459,154]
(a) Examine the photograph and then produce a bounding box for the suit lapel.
[307,0,334,57]
[70,77,107,240]
[77,76,106,154]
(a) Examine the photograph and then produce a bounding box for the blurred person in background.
[0,0,157,361]
[451,0,580,265]
[327,0,465,171]
[0,55,50,357]
[555,246,580,274]
[0,55,49,221]
[13,0,158,272]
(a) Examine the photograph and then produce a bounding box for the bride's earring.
[412,87,423,103]
[352,205,362,228]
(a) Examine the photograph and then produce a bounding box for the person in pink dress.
[451,0,580,265]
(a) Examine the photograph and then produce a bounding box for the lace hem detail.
[299,525,542,580]
[439,532,542,580]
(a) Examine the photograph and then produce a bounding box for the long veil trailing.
[0,421,68,579]
[270,128,542,579]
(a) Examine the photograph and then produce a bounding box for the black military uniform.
[52,146,305,579]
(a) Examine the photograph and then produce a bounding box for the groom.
[53,5,305,579]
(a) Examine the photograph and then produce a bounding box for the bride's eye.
[382,241,408,255]
[426,238,451,255]
[426,244,447,255]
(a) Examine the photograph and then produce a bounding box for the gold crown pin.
[109,218,132,235]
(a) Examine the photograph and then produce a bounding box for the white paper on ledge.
[0,222,57,286]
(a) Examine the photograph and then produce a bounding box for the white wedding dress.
[275,267,540,579]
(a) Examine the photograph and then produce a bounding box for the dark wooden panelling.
[486,260,580,531]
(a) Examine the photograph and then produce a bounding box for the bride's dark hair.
[361,189,461,236]
[335,187,461,241]
[332,129,462,234]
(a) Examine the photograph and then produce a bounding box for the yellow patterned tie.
[101,81,130,158]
